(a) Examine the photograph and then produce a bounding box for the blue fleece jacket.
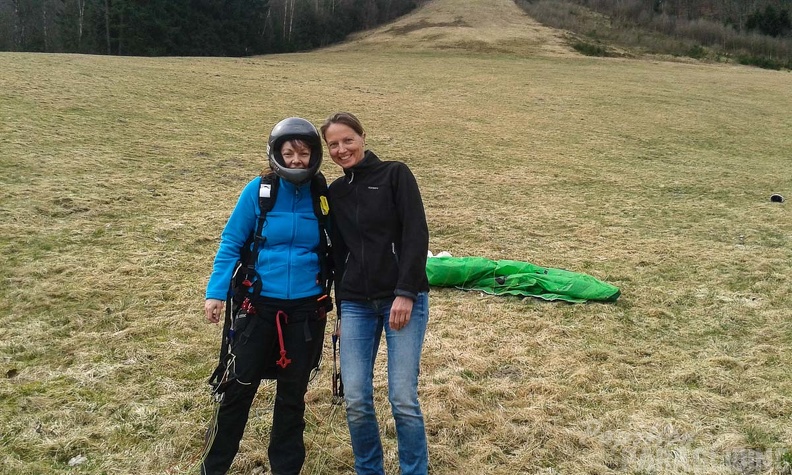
[205,176,322,301]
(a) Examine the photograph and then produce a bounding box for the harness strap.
[275,310,292,368]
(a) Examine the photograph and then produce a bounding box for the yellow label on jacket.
[320,195,329,216]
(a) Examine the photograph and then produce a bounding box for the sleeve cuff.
[394,289,417,301]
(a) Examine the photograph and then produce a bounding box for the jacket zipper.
[287,186,300,299]
[354,180,370,297]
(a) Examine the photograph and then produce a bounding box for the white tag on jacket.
[260,184,271,198]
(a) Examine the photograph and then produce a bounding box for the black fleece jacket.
[329,151,429,302]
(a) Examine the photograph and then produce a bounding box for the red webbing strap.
[275,310,292,368]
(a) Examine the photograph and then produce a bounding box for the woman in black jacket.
[321,112,430,475]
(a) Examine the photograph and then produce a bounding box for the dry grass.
[1,0,792,473]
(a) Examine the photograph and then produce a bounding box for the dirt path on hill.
[326,0,573,57]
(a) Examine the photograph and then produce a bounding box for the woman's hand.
[389,296,414,331]
[205,299,225,324]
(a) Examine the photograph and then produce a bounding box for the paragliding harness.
[208,172,333,402]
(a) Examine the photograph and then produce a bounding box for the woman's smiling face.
[324,123,366,169]
[280,140,311,169]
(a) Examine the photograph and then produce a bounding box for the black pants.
[201,296,327,475]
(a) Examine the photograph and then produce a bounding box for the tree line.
[580,0,791,37]
[518,0,791,69]
[0,0,421,56]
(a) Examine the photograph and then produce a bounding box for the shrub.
[687,44,706,59]
[572,41,609,56]
[737,55,785,70]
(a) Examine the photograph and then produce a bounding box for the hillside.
[1,0,791,474]
[327,0,573,57]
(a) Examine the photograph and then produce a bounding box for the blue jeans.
[339,292,429,475]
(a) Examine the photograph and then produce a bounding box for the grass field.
[1,0,792,474]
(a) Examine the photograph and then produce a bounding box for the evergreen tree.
[2,0,422,55]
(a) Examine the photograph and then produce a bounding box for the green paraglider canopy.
[425,256,620,303]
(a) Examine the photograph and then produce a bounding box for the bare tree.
[42,0,48,50]
[288,0,295,42]
[275,0,296,43]
[76,0,86,50]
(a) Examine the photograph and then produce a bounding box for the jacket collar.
[278,176,311,192]
[343,150,380,178]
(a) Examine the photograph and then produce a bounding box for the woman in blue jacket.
[200,117,331,475]
[321,112,430,475]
